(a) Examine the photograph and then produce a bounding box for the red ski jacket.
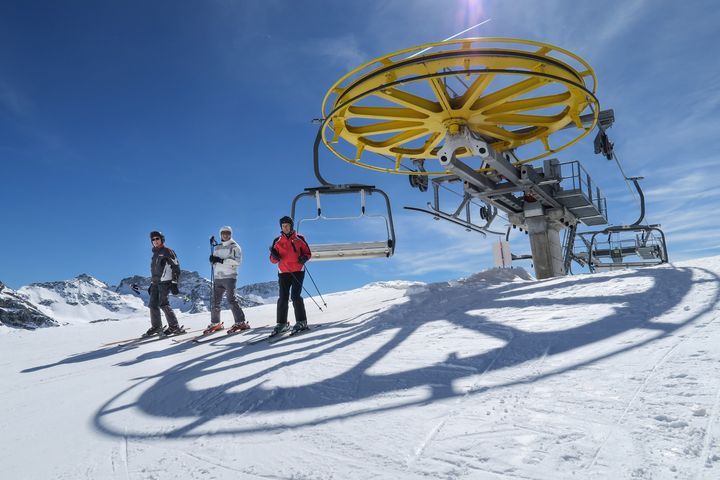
[269,231,312,273]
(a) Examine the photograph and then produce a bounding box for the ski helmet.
[149,230,165,242]
[220,225,233,236]
[279,216,294,227]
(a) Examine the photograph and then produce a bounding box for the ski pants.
[211,277,246,325]
[149,282,179,329]
[276,271,307,325]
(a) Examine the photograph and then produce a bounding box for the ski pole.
[289,270,323,312]
[303,266,327,307]
[209,235,217,309]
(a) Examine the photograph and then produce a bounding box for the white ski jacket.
[213,239,242,279]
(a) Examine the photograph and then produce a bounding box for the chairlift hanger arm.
[312,124,380,189]
[312,126,332,187]
[627,177,646,226]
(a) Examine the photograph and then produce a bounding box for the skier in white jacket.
[206,226,249,334]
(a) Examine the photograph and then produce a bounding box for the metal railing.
[557,160,607,220]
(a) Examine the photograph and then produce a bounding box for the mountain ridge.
[3,270,279,329]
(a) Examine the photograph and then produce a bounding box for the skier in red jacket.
[269,216,312,336]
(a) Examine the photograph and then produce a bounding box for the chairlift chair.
[569,176,668,273]
[572,225,668,272]
[291,185,396,261]
[289,127,396,262]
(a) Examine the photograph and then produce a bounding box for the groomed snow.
[2,257,720,479]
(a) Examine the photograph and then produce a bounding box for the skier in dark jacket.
[145,230,183,336]
[269,216,311,336]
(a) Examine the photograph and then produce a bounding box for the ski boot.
[142,325,164,338]
[228,322,250,334]
[292,321,308,334]
[270,323,291,337]
[164,324,186,336]
[203,322,224,335]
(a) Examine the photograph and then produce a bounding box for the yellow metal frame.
[321,38,599,175]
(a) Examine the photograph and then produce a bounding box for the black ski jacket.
[150,246,180,284]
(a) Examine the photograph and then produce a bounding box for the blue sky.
[1,0,719,291]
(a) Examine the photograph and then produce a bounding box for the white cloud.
[591,0,651,45]
[0,80,31,118]
[296,34,369,71]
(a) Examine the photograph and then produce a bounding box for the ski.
[247,328,289,345]
[222,326,258,339]
[269,325,317,344]
[171,329,220,344]
[103,335,147,347]
[249,324,322,345]
[170,323,226,344]
[221,326,273,342]
[116,326,194,348]
[191,329,226,344]
[173,325,265,345]
[105,333,167,348]
[103,326,198,347]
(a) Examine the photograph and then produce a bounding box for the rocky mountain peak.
[0,281,59,329]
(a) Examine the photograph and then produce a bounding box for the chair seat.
[309,241,392,261]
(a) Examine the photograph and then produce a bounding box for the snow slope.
[2,257,720,479]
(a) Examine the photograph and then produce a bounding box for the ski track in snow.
[583,268,720,478]
[121,428,131,480]
[699,372,720,473]
[406,320,529,470]
[586,319,703,472]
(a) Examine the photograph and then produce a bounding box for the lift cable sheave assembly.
[321,37,601,172]
[318,37,613,278]
[290,127,396,261]
[304,36,666,277]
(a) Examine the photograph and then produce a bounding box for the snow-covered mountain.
[17,274,144,325]
[6,271,279,329]
[114,270,215,314]
[237,280,279,304]
[114,270,277,313]
[4,257,720,479]
[0,281,58,329]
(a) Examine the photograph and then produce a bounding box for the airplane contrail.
[406,18,493,59]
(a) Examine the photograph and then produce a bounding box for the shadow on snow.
[75,266,719,438]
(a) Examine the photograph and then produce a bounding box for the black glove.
[209,255,224,264]
[298,254,309,264]
[170,283,179,295]
[270,247,280,261]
